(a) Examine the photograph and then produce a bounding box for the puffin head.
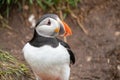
[35,14,72,38]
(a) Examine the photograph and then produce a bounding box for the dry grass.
[0,49,34,80]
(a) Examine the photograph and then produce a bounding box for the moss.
[0,50,34,80]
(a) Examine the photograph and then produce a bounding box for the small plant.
[0,49,34,80]
[0,0,20,18]
[33,0,80,12]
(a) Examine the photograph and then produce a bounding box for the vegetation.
[0,0,20,18]
[0,50,34,80]
[0,0,80,30]
[0,0,80,17]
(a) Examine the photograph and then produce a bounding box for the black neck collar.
[29,31,59,48]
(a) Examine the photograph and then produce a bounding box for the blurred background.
[0,0,120,80]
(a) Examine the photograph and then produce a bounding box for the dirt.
[0,0,120,80]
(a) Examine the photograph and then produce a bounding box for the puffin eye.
[47,19,51,25]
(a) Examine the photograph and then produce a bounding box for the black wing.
[57,38,75,64]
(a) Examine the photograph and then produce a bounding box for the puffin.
[23,14,75,80]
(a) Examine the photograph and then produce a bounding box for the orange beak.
[62,21,72,36]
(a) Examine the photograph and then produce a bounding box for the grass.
[0,0,80,18]
[0,49,34,80]
[0,0,81,27]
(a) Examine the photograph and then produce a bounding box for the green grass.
[0,0,20,18]
[0,0,80,17]
[0,49,34,80]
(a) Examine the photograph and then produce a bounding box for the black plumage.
[57,39,75,64]
[29,31,59,48]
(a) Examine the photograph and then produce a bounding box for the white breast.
[22,43,70,77]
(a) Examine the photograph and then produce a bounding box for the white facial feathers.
[35,18,60,37]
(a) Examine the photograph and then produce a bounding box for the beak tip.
[62,21,72,37]
[64,31,72,37]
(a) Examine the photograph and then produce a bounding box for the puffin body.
[23,14,75,80]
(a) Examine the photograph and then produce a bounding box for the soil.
[0,0,120,80]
